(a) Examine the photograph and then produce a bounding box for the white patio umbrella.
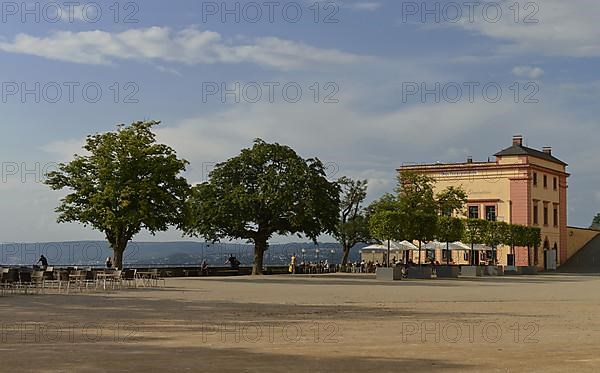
[390,240,419,251]
[451,241,473,251]
[362,244,388,251]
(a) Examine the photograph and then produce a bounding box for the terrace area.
[1,273,600,372]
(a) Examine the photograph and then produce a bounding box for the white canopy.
[391,240,419,251]
[361,244,387,252]
[361,241,420,252]
[421,241,491,251]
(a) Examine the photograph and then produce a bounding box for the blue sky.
[0,0,599,243]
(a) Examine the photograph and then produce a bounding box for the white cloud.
[451,0,600,58]
[512,66,544,79]
[350,2,382,11]
[0,27,370,70]
[41,139,87,162]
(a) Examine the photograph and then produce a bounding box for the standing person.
[290,253,297,274]
[226,254,236,268]
[201,260,209,276]
[106,257,113,269]
[37,255,48,270]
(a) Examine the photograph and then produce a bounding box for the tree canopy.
[45,121,190,268]
[185,139,340,274]
[591,213,600,230]
[436,186,468,216]
[333,177,370,266]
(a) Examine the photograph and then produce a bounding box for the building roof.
[494,144,567,166]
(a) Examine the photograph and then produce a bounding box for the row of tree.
[338,170,542,267]
[46,121,541,274]
[47,121,341,274]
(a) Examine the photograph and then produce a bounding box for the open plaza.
[1,273,600,372]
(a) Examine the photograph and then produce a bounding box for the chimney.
[543,147,552,155]
[467,156,473,163]
[513,135,523,146]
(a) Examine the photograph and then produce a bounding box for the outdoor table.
[95,271,117,290]
[136,271,155,287]
[67,272,87,293]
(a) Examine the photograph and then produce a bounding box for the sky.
[0,0,598,243]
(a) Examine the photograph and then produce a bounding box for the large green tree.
[484,221,509,264]
[397,171,438,264]
[334,177,369,266]
[525,226,542,266]
[463,219,489,265]
[185,139,340,275]
[45,121,190,269]
[368,195,405,267]
[436,216,465,264]
[436,186,468,216]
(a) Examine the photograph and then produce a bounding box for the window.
[485,250,493,261]
[427,250,435,262]
[442,249,450,261]
[485,206,496,221]
[543,175,548,188]
[533,205,539,225]
[553,177,558,190]
[468,206,479,219]
[554,207,559,227]
[543,206,549,226]
[533,172,538,186]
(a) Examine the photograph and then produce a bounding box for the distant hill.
[0,241,367,266]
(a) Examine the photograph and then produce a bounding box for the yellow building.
[399,136,569,269]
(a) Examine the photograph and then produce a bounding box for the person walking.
[201,260,209,276]
[290,253,297,274]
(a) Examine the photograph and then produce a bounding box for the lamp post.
[301,248,306,262]
[315,248,320,262]
[330,249,335,273]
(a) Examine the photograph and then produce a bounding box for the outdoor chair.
[31,270,45,293]
[0,268,6,295]
[121,269,137,288]
[2,268,19,294]
[16,270,37,295]
[151,269,166,287]
[108,270,123,290]
[66,270,86,294]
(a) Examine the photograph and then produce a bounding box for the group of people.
[33,254,116,271]
[289,254,334,274]
[343,257,446,273]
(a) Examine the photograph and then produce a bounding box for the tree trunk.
[253,239,267,275]
[341,242,350,267]
[107,233,128,270]
[387,239,390,267]
[113,247,125,270]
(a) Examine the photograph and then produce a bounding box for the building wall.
[527,159,567,266]
[400,146,568,268]
[566,227,600,261]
